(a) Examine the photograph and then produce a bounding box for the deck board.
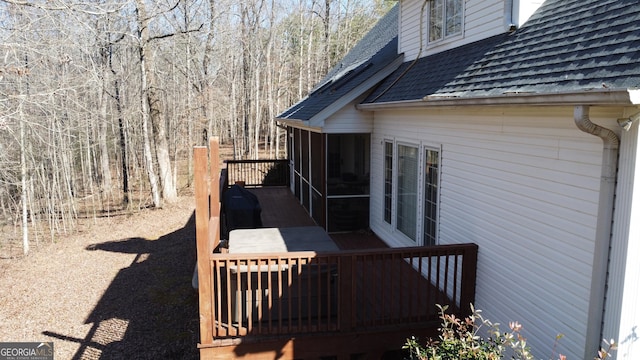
[250,187,316,228]
[249,187,390,250]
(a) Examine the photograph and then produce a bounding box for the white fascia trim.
[275,118,323,133]
[308,55,405,128]
[357,89,640,110]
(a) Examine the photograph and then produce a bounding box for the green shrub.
[403,304,616,360]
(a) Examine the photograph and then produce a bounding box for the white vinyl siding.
[370,106,620,359]
[604,122,640,359]
[322,102,373,133]
[463,0,504,43]
[399,0,424,59]
[399,0,506,58]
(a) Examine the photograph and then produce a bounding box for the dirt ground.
[0,195,200,359]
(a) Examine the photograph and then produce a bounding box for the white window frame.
[422,146,441,246]
[383,140,394,225]
[384,139,442,246]
[428,0,464,44]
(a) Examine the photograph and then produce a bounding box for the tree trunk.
[141,93,162,208]
[203,0,218,148]
[108,44,130,205]
[135,0,162,208]
[135,0,177,204]
[323,0,331,74]
[20,99,29,256]
[98,68,113,195]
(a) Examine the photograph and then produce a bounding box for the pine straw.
[0,195,199,359]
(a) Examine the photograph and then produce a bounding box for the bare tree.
[135,0,177,205]
[0,0,391,254]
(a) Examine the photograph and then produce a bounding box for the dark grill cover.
[223,185,262,231]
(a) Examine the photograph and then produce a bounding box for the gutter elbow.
[574,105,619,150]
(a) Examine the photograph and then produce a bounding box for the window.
[384,141,393,224]
[429,0,463,42]
[397,145,419,241]
[384,141,440,245]
[423,149,439,246]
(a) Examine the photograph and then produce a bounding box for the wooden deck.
[195,139,478,360]
[251,187,316,228]
[251,187,389,250]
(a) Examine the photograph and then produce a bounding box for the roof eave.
[275,118,323,132]
[275,55,404,130]
[307,55,405,127]
[357,89,640,110]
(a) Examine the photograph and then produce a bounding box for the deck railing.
[194,138,478,355]
[208,244,477,339]
[225,159,289,188]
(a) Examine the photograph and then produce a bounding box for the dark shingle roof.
[278,4,400,121]
[365,0,640,104]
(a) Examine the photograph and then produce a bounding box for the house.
[277,0,640,359]
[278,4,402,233]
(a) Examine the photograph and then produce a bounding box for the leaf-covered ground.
[0,195,199,359]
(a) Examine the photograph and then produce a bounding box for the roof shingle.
[364,0,640,104]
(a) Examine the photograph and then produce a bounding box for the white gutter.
[356,89,640,109]
[574,105,619,360]
[275,118,323,133]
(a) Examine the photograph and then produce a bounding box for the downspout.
[504,0,516,32]
[573,105,619,359]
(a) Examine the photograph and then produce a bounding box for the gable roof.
[363,0,640,106]
[277,4,401,124]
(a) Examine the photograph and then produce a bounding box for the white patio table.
[228,226,339,254]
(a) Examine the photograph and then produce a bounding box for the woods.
[0,0,393,255]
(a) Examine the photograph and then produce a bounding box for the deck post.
[459,243,479,316]
[209,137,220,251]
[194,146,214,346]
